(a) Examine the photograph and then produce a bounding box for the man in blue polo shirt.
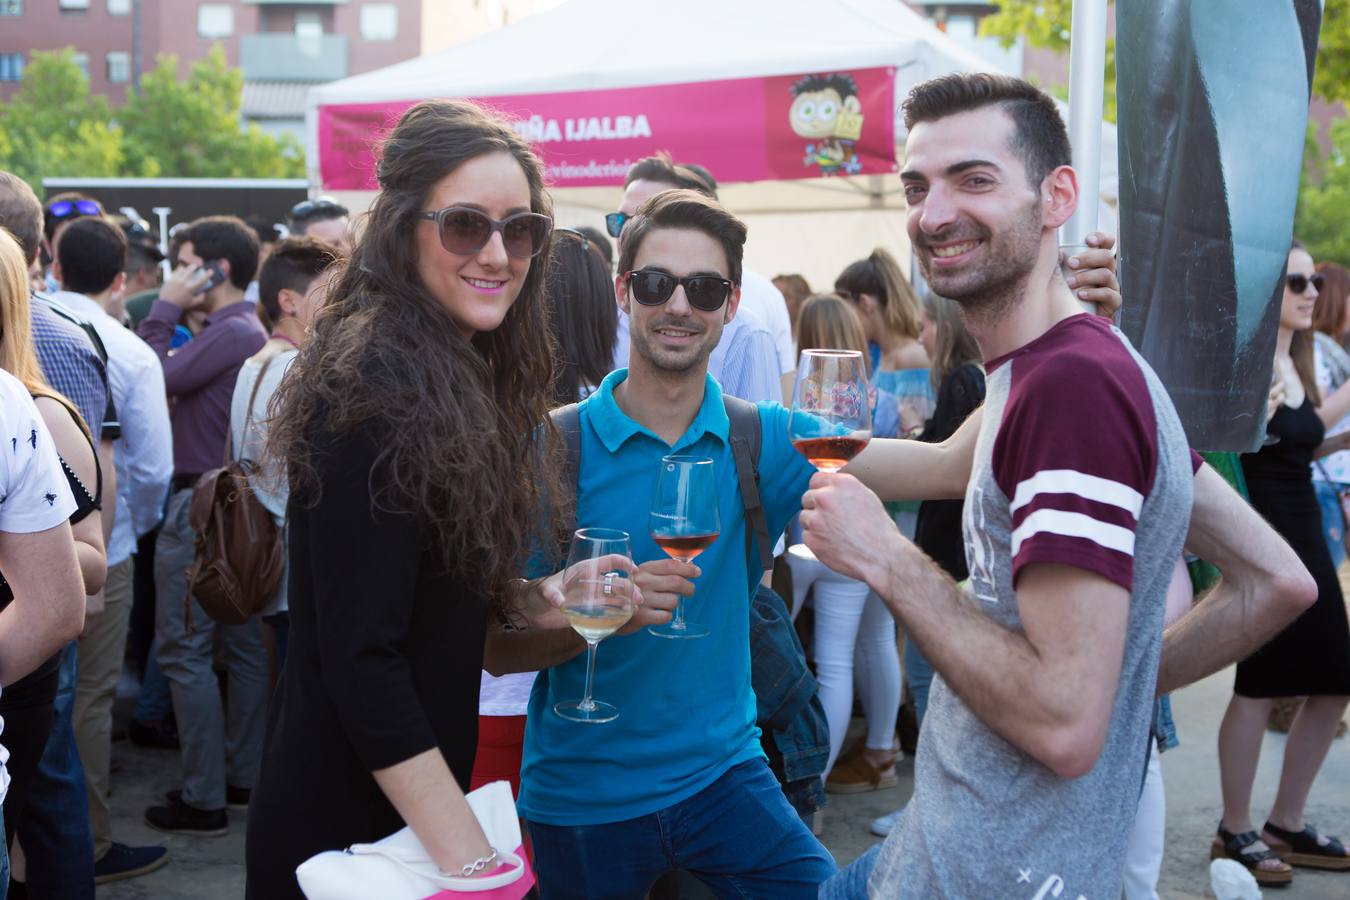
[511,190,833,898]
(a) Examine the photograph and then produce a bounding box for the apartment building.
[0,0,559,138]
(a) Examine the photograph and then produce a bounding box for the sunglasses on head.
[625,268,734,312]
[47,199,101,221]
[419,206,553,259]
[605,212,629,239]
[291,197,348,221]
[1287,273,1325,294]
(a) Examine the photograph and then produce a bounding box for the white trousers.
[786,547,900,777]
[1122,744,1164,900]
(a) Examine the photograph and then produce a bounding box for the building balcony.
[240,33,348,82]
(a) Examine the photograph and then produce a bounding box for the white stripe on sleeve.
[1009,469,1144,517]
[1010,508,1136,557]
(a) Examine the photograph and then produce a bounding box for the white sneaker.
[870,806,905,837]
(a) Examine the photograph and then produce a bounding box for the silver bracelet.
[451,847,500,878]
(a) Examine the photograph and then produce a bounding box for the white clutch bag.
[295,780,533,899]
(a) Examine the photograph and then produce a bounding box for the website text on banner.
[317,68,896,190]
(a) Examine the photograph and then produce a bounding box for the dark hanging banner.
[1117,0,1322,451]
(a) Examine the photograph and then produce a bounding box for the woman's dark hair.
[547,230,617,404]
[835,247,922,340]
[269,99,563,607]
[921,292,982,391]
[1313,261,1349,340]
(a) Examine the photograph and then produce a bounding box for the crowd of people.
[0,70,1343,900]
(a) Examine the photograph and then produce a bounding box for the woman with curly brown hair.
[244,100,564,898]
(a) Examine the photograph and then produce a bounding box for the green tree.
[978,0,1118,122]
[120,46,304,179]
[1314,0,1350,105]
[0,49,125,188]
[0,45,304,187]
[1297,117,1350,265]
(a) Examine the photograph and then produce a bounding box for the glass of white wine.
[554,528,636,724]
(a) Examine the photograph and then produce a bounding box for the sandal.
[1263,821,1350,870]
[825,753,898,795]
[1210,824,1294,886]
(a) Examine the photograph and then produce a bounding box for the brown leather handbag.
[186,356,285,625]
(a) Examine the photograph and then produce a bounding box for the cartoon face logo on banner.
[789,74,865,176]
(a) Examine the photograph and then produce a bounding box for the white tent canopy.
[308,0,1117,289]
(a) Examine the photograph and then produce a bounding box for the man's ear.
[110,271,126,296]
[50,257,63,288]
[1042,164,1079,231]
[724,285,742,324]
[615,272,631,315]
[277,287,299,318]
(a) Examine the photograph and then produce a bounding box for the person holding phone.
[136,216,268,838]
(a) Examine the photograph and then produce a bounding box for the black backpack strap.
[549,403,582,563]
[549,402,582,493]
[723,395,773,574]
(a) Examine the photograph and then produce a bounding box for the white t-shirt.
[739,270,796,375]
[0,368,79,802]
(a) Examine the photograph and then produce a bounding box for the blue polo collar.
[585,368,731,453]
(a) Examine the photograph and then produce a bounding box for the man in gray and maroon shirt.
[138,215,269,838]
[802,73,1317,899]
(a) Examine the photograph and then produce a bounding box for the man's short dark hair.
[624,154,718,199]
[0,171,45,266]
[57,217,128,296]
[902,73,1072,189]
[125,242,160,277]
[244,214,282,245]
[617,189,747,286]
[180,215,260,290]
[43,191,106,243]
[289,196,348,234]
[258,236,337,323]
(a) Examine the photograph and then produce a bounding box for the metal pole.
[1064,0,1107,244]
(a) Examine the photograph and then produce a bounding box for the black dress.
[914,363,985,580]
[1236,398,1350,697]
[245,428,487,899]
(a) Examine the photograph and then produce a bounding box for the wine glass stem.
[579,640,599,712]
[671,556,692,630]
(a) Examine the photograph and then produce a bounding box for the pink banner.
[318,68,896,190]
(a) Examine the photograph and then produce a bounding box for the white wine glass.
[554,528,636,724]
[789,349,873,472]
[648,456,719,639]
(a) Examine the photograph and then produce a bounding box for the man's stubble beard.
[630,319,722,377]
[918,199,1044,329]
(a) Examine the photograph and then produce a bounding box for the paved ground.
[97,664,1349,899]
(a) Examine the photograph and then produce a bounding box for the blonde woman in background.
[786,293,902,796]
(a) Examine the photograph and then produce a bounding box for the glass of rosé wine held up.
[648,455,720,640]
[554,528,637,724]
[789,349,873,472]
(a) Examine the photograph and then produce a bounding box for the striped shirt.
[30,297,112,440]
[870,314,1195,899]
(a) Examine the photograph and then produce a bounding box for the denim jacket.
[750,585,829,815]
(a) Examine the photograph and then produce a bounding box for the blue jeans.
[132,643,173,722]
[21,642,94,898]
[817,844,880,899]
[526,759,835,899]
[1313,479,1348,571]
[903,634,934,726]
